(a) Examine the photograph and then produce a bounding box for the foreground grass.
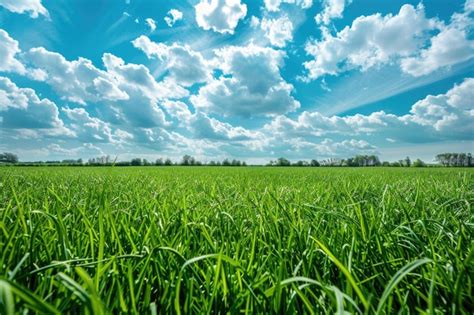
[0,167,472,314]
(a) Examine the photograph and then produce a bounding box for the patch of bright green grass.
[1,167,472,313]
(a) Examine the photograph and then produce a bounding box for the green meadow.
[1,167,472,314]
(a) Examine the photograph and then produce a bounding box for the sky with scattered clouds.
[0,0,473,163]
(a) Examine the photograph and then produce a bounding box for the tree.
[436,153,473,167]
[181,155,191,166]
[412,158,426,167]
[222,159,231,166]
[293,160,308,167]
[276,157,290,166]
[231,159,241,166]
[404,156,411,167]
[310,159,320,167]
[164,158,173,166]
[0,152,19,163]
[131,158,142,166]
[155,158,164,166]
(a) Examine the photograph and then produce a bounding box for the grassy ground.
[0,167,473,314]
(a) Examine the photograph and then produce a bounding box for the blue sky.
[0,0,473,163]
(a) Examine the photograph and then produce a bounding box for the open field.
[1,167,473,314]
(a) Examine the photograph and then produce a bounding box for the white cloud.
[93,77,129,101]
[265,78,474,143]
[101,53,187,128]
[400,16,474,76]
[161,101,268,149]
[132,35,212,86]
[264,0,313,12]
[261,16,294,48]
[27,48,187,107]
[18,39,187,129]
[191,44,300,117]
[162,100,193,122]
[0,29,26,74]
[466,0,474,12]
[0,76,72,136]
[304,4,439,80]
[313,138,377,156]
[145,18,156,31]
[315,0,351,25]
[195,0,247,34]
[0,0,49,18]
[408,78,474,134]
[62,107,133,144]
[164,9,183,27]
[250,16,260,28]
[188,112,262,141]
[27,47,129,105]
[305,2,474,80]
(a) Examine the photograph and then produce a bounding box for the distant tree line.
[266,154,472,167]
[1,152,473,167]
[0,154,247,167]
[435,153,473,167]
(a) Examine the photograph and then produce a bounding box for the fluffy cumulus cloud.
[161,100,264,147]
[195,0,247,34]
[26,47,129,104]
[188,112,262,141]
[100,53,187,128]
[145,18,156,31]
[62,107,133,144]
[400,6,474,77]
[261,16,294,48]
[305,2,474,80]
[0,0,49,18]
[102,53,187,102]
[264,0,313,12]
[191,45,300,117]
[24,45,185,129]
[408,78,474,135]
[132,36,212,86]
[0,76,71,136]
[0,29,26,74]
[265,78,474,145]
[304,4,439,80]
[164,9,183,27]
[315,0,351,25]
[23,45,186,131]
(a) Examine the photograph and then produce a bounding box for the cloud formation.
[145,18,156,31]
[191,45,300,117]
[0,29,26,74]
[0,76,71,135]
[315,0,351,25]
[132,35,212,86]
[195,0,247,34]
[164,9,183,27]
[265,78,474,144]
[0,0,49,18]
[26,47,128,104]
[304,2,474,80]
[261,16,294,48]
[304,4,438,80]
[264,0,313,12]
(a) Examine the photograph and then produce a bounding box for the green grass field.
[1,167,473,314]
